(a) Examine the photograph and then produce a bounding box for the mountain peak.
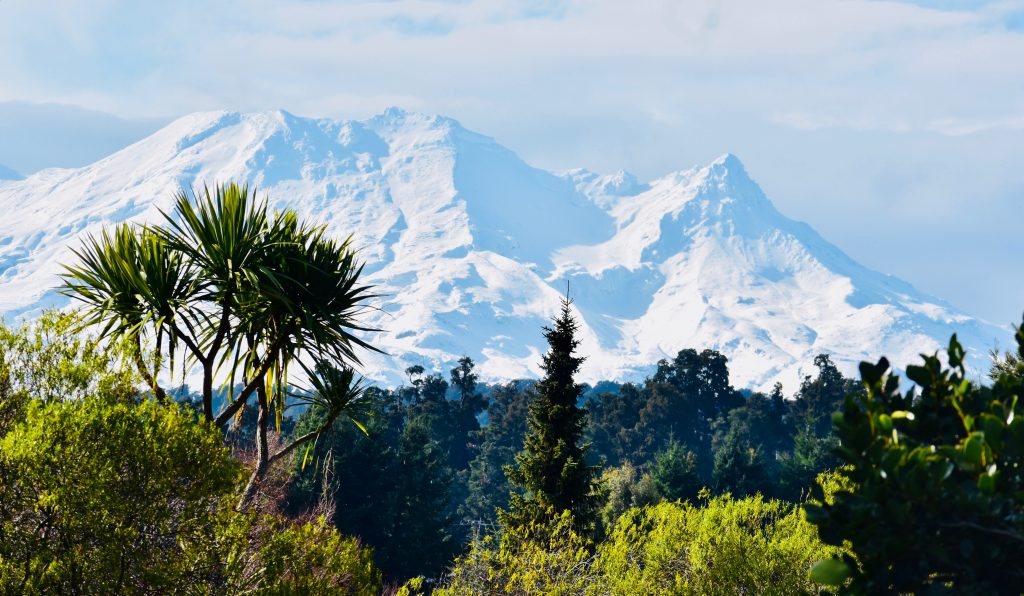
[683,152,768,208]
[706,152,752,183]
[371,106,459,131]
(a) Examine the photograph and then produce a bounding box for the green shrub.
[0,391,381,594]
[216,513,381,595]
[0,312,141,437]
[439,494,838,595]
[805,330,1024,593]
[438,509,593,595]
[595,495,839,595]
[0,397,238,593]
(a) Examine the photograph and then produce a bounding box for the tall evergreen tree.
[389,415,457,579]
[448,356,487,470]
[794,353,852,436]
[501,296,598,534]
[712,425,770,497]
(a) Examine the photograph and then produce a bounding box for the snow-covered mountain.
[0,109,1008,390]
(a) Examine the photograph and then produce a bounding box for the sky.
[0,0,1021,328]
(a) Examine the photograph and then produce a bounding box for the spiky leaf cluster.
[60,182,378,508]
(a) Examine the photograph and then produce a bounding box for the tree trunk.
[237,379,270,511]
[202,361,214,420]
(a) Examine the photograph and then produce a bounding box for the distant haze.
[0,102,165,174]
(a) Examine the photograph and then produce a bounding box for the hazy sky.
[1,0,1021,327]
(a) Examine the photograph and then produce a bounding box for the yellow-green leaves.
[441,496,843,595]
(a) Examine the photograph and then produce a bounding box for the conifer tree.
[501,295,598,534]
[389,415,457,579]
[651,438,702,503]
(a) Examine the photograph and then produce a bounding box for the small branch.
[213,336,286,428]
[267,417,338,468]
[132,334,166,403]
[237,415,339,511]
[938,521,1024,544]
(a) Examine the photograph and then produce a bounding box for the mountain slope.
[0,109,1007,390]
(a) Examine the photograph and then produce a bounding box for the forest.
[1,183,1022,594]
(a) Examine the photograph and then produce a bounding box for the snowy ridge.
[0,109,1008,390]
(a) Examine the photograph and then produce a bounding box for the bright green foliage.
[0,312,382,595]
[0,312,140,436]
[217,514,381,595]
[0,397,238,593]
[438,509,593,596]
[396,576,428,596]
[502,297,599,534]
[441,495,837,595]
[806,328,1024,593]
[0,388,382,594]
[595,496,840,595]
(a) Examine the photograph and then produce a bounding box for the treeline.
[277,347,854,583]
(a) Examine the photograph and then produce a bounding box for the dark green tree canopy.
[807,324,1024,593]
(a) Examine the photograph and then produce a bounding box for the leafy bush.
[440,495,837,595]
[597,462,657,536]
[806,329,1024,593]
[595,495,839,595]
[217,513,381,595]
[0,312,140,437]
[438,510,593,595]
[0,312,383,595]
[0,397,238,593]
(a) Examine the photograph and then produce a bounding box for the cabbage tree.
[60,182,379,509]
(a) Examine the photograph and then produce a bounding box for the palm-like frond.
[59,224,202,397]
[59,224,200,351]
[59,180,383,510]
[227,210,382,425]
[156,183,272,300]
[292,361,371,435]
